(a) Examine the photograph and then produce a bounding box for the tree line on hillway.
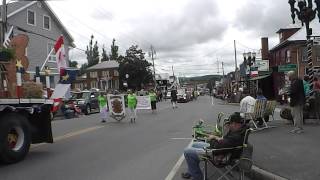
[68,35,153,90]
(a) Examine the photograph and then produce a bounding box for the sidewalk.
[249,119,320,180]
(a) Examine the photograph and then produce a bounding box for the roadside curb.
[248,165,289,180]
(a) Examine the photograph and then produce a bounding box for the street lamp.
[288,0,320,96]
[243,52,256,95]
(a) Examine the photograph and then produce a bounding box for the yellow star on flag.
[62,74,69,81]
[16,59,23,68]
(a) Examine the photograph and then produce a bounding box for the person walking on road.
[127,89,137,123]
[288,71,305,134]
[171,87,178,109]
[98,92,108,123]
[149,89,157,113]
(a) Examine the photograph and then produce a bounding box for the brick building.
[73,60,119,91]
[268,21,320,98]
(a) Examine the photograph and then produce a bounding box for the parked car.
[71,90,100,115]
[177,88,191,103]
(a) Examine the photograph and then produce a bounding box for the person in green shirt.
[149,89,157,113]
[127,89,137,123]
[98,92,108,123]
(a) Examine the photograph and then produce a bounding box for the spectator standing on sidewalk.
[149,89,157,113]
[288,71,305,134]
[303,75,311,97]
[127,89,137,123]
[98,92,108,123]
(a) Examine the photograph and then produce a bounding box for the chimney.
[261,37,269,60]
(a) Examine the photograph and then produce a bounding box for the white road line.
[31,125,104,148]
[165,140,194,180]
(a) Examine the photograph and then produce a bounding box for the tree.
[68,60,78,68]
[101,45,109,62]
[85,35,99,67]
[110,38,119,61]
[79,63,88,75]
[119,45,153,90]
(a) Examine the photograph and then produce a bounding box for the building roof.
[270,19,320,51]
[87,60,119,71]
[0,1,74,46]
[276,23,301,33]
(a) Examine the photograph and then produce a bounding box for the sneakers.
[290,128,304,134]
[181,172,192,179]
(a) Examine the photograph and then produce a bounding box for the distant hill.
[180,75,222,83]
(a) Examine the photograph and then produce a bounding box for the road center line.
[31,125,104,149]
[165,139,194,180]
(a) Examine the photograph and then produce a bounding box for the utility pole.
[221,62,225,77]
[1,0,7,45]
[216,59,220,74]
[149,45,157,89]
[234,40,238,91]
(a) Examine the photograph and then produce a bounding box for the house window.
[43,15,51,30]
[90,81,98,88]
[102,70,109,77]
[279,33,283,40]
[113,70,119,76]
[27,10,36,26]
[47,42,56,62]
[285,50,291,63]
[90,71,97,78]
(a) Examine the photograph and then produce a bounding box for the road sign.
[256,60,269,71]
[278,64,297,72]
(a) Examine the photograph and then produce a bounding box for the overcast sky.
[47,0,296,77]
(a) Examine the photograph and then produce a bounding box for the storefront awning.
[250,74,270,81]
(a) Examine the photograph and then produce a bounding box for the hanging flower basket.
[0,48,15,62]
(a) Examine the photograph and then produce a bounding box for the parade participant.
[303,75,311,97]
[127,89,137,123]
[98,92,108,123]
[149,89,157,113]
[171,87,178,109]
[288,71,305,134]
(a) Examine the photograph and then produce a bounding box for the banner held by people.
[136,96,151,110]
[107,94,126,121]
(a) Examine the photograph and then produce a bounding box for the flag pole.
[40,48,54,71]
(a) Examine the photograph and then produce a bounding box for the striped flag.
[54,36,67,75]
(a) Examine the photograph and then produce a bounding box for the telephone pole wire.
[149,45,157,89]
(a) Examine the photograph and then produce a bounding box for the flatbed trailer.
[0,98,53,164]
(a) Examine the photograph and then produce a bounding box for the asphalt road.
[0,96,239,180]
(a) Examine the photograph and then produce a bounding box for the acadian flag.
[60,69,78,84]
[54,36,67,75]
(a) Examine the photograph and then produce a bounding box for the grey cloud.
[234,0,292,37]
[119,0,228,53]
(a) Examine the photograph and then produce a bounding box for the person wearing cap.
[181,112,248,180]
[127,89,137,123]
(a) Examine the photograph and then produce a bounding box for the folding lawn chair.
[202,128,253,180]
[264,100,277,121]
[245,99,268,131]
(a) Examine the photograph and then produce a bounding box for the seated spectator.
[181,112,247,180]
[255,89,269,126]
[240,94,256,113]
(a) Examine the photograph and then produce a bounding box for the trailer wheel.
[0,113,31,164]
